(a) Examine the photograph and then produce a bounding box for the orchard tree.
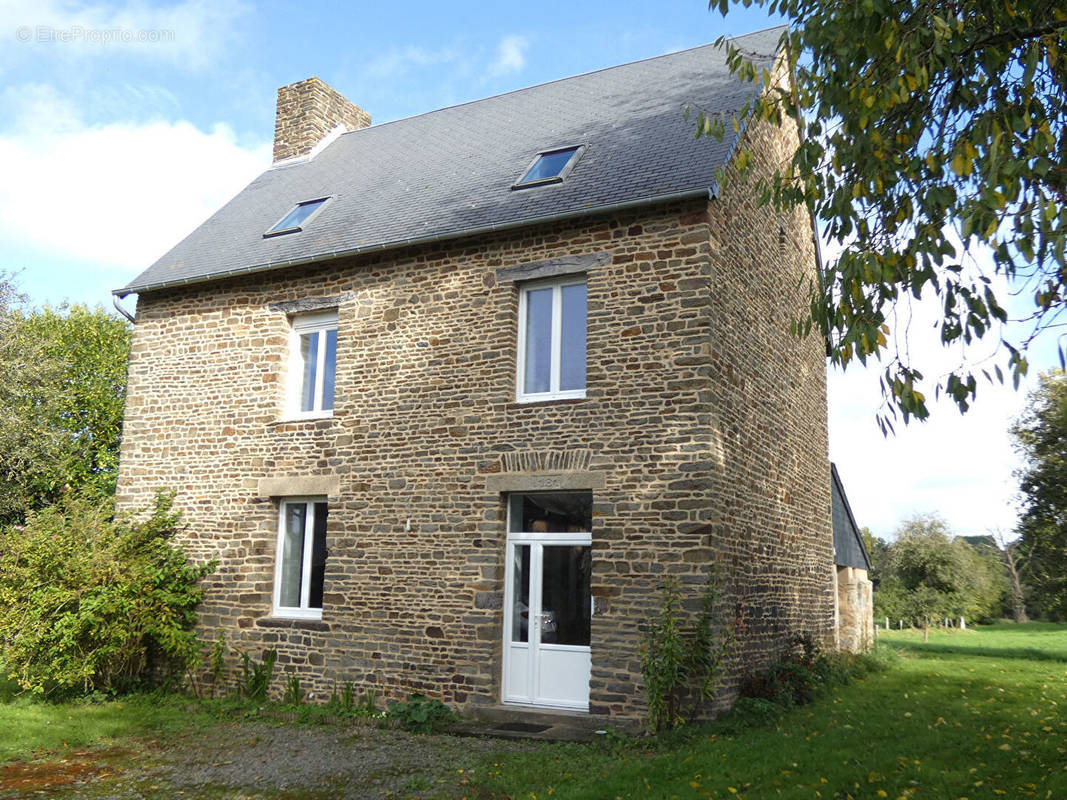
[1012,370,1067,619]
[875,514,1007,635]
[706,0,1066,430]
[0,273,131,524]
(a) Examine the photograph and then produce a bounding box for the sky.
[0,0,1057,543]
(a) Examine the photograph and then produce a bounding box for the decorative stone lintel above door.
[485,471,605,493]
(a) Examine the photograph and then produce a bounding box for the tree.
[991,529,1029,623]
[874,514,1007,636]
[706,0,1066,429]
[0,273,131,524]
[860,526,888,584]
[1011,370,1067,619]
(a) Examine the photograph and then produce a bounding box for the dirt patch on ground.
[0,748,128,795]
[0,720,535,799]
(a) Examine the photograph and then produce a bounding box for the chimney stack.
[273,77,371,163]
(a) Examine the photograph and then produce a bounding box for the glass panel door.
[511,544,531,643]
[541,545,590,646]
[503,492,592,710]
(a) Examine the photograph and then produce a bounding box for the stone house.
[830,464,875,652]
[113,26,836,723]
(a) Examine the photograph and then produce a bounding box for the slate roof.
[831,463,872,570]
[118,27,784,296]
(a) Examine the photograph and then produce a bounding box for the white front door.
[502,492,592,711]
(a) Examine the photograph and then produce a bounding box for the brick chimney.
[273,77,371,163]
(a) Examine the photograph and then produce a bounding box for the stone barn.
[831,464,874,652]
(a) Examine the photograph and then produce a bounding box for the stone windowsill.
[255,617,330,632]
[505,397,590,411]
[272,412,335,426]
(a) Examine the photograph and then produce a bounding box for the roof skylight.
[513,146,583,188]
[264,197,330,237]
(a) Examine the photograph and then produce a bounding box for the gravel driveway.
[3,719,537,800]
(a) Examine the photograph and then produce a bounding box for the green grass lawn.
[444,623,1067,799]
[3,624,1066,800]
[880,621,1067,661]
[0,691,210,763]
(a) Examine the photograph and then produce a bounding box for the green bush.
[386,693,457,733]
[738,636,898,710]
[738,635,830,708]
[0,492,214,696]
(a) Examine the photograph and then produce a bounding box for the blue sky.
[0,0,1055,542]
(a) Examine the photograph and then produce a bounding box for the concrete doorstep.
[448,704,641,742]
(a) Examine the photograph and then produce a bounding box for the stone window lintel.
[258,475,340,497]
[495,251,610,284]
[269,292,357,315]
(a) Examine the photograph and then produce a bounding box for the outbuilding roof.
[117,26,784,296]
[831,463,873,570]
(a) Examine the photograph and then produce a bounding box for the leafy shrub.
[0,492,214,696]
[641,573,735,732]
[739,634,830,708]
[386,693,457,733]
[738,635,897,711]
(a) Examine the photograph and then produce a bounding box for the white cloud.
[489,34,529,77]
[0,82,269,277]
[1,0,247,71]
[362,45,461,79]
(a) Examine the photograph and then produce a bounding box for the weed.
[356,690,378,717]
[237,649,276,702]
[340,681,355,712]
[284,673,303,705]
[386,693,456,734]
[403,774,431,791]
[209,634,227,698]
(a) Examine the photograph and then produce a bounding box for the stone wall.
[701,111,836,692]
[116,119,831,721]
[836,566,874,652]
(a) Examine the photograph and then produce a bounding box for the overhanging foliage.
[705,0,1066,429]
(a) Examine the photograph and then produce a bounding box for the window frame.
[286,310,338,420]
[512,145,585,189]
[272,497,328,620]
[263,197,331,237]
[515,275,587,403]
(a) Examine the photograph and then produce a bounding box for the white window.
[287,311,337,418]
[516,276,587,402]
[273,498,328,619]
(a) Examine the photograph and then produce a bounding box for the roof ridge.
[332,25,787,140]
